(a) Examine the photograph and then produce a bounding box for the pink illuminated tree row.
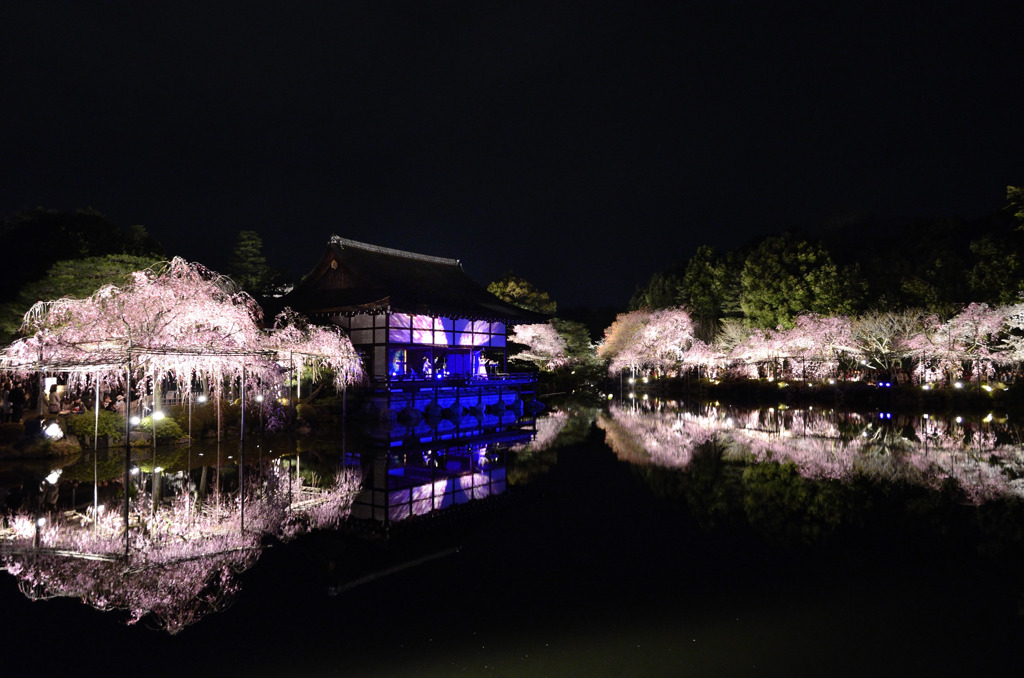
[599,302,1024,384]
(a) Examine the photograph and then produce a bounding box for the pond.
[2,400,1024,676]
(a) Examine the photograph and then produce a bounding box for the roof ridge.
[330,235,461,267]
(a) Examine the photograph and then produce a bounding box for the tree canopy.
[0,208,163,304]
[487,273,556,315]
[0,254,162,342]
[1,257,362,392]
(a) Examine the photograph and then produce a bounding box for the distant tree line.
[628,185,1024,332]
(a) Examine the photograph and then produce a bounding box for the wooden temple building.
[281,236,547,449]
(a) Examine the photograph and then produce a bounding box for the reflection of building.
[346,437,526,524]
[282,236,546,446]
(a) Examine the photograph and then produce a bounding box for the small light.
[44,422,64,440]
[197,395,208,403]
[256,395,264,403]
[130,416,141,425]
[642,377,648,384]
[954,382,963,389]
[131,467,139,475]
[922,384,931,391]
[955,416,963,423]
[45,470,62,484]
[629,392,635,399]
[153,411,165,420]
[628,378,635,385]
[154,466,163,473]
[37,518,46,527]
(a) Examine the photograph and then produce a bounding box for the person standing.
[48,383,61,414]
[8,380,25,424]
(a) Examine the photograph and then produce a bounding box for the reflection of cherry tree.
[519,410,569,451]
[598,404,724,468]
[1,468,361,633]
[602,403,1023,505]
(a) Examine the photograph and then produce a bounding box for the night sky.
[3,2,1022,309]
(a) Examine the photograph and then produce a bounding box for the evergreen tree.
[226,230,270,295]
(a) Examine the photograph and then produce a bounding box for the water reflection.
[599,401,1024,504]
[0,424,543,632]
[1,458,361,633]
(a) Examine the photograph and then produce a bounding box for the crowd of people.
[0,378,151,426]
[1,378,28,423]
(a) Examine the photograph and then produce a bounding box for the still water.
[2,401,1024,676]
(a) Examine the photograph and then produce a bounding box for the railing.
[380,371,536,391]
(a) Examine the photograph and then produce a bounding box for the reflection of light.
[44,422,64,440]
[130,416,141,426]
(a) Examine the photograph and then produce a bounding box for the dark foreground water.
[2,403,1024,677]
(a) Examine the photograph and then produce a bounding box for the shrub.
[138,416,185,442]
[66,410,125,442]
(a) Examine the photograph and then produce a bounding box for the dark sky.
[3,1,1022,309]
